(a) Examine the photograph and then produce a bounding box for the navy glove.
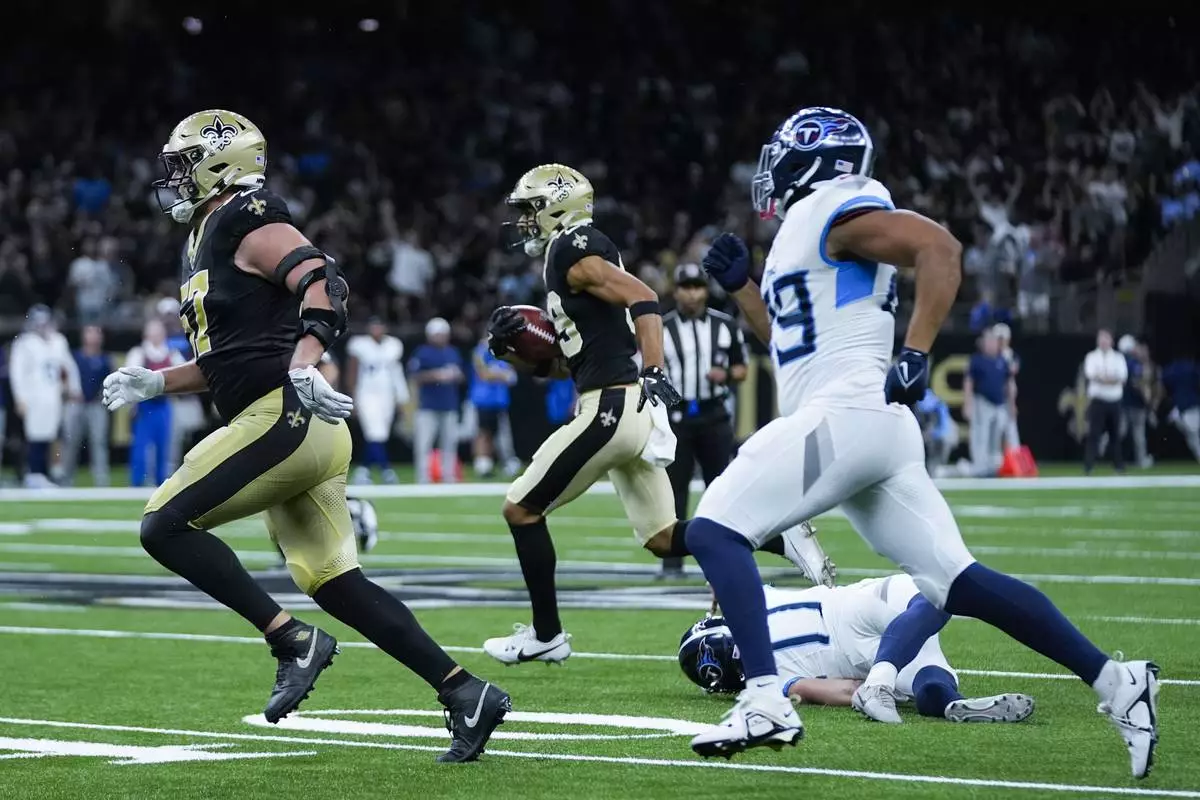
[701,233,750,292]
[884,347,929,406]
[487,306,525,357]
[638,365,683,412]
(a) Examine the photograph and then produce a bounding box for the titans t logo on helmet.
[790,116,856,151]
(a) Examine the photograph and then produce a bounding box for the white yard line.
[0,474,1197,503]
[0,625,1196,686]
[0,716,1193,798]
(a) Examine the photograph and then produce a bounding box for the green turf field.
[1,479,1197,799]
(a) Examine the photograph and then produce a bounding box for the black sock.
[666,520,691,557]
[140,508,283,631]
[265,616,305,648]
[312,569,457,690]
[509,518,561,640]
[759,535,786,557]
[440,668,474,693]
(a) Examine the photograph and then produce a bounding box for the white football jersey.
[347,335,407,403]
[9,331,78,405]
[762,175,898,415]
[763,584,855,683]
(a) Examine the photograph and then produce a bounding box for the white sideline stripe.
[0,717,1194,798]
[4,542,1200,587]
[0,625,1196,687]
[0,473,1198,502]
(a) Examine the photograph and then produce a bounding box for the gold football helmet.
[154,109,266,223]
[504,164,594,256]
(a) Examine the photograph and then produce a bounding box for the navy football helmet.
[751,106,875,219]
[678,616,745,694]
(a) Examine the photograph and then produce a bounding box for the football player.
[345,316,408,484]
[483,165,827,665]
[679,575,1034,724]
[681,107,1159,777]
[10,305,80,488]
[102,110,508,762]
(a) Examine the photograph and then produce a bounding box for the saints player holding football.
[102,110,509,762]
[483,165,830,666]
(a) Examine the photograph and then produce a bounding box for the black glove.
[884,347,929,407]
[638,365,683,412]
[487,306,525,357]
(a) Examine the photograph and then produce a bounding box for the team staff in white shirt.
[345,317,409,485]
[9,305,80,488]
[1083,329,1128,474]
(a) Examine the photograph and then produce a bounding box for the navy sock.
[876,594,952,671]
[912,665,963,718]
[685,518,775,680]
[945,563,1108,684]
[367,441,388,469]
[28,442,48,475]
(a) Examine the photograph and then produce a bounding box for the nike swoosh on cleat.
[516,643,562,662]
[296,628,319,669]
[464,683,490,728]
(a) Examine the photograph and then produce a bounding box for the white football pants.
[695,402,976,608]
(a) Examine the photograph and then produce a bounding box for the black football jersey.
[543,224,639,392]
[178,188,299,421]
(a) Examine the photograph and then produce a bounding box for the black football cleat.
[436,677,512,763]
[264,624,339,724]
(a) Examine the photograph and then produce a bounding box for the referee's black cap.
[674,263,708,288]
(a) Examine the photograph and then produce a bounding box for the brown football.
[508,304,562,364]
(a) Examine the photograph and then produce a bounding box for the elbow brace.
[275,245,349,348]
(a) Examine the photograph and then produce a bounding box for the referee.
[660,263,747,577]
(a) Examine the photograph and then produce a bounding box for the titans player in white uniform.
[683,107,1159,778]
[679,575,1034,723]
[346,317,409,484]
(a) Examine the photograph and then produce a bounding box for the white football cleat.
[779,521,836,588]
[690,689,803,758]
[483,623,572,665]
[852,682,903,723]
[945,693,1035,723]
[1098,660,1160,779]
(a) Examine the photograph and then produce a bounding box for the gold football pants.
[145,386,358,594]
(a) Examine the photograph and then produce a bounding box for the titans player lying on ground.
[679,575,1034,724]
[681,107,1159,778]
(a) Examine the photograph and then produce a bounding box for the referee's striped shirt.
[662,308,747,406]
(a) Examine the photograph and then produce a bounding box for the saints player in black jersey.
[484,166,828,665]
[102,109,508,762]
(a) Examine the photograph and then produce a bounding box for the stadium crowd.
[0,5,1197,484]
[0,7,1196,335]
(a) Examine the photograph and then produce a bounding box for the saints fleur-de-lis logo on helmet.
[199,115,239,151]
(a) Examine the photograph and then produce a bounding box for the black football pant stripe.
[520,387,626,514]
[169,386,310,523]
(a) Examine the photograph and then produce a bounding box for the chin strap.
[275,245,349,348]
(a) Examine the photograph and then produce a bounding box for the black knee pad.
[140,507,190,554]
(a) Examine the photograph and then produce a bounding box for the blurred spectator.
[964,329,1013,477]
[1083,329,1127,474]
[346,317,408,485]
[125,318,183,487]
[67,238,121,325]
[9,306,79,487]
[408,317,464,483]
[993,323,1021,449]
[61,324,112,486]
[1117,335,1155,469]
[470,335,519,479]
[1160,356,1200,462]
[915,387,958,477]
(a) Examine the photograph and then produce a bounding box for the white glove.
[102,366,165,412]
[289,365,354,423]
